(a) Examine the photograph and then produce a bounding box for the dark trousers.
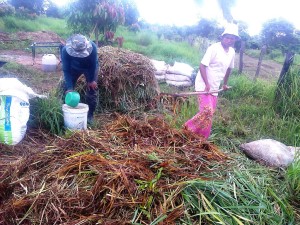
[64,72,97,117]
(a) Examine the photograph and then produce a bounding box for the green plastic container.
[65,91,80,108]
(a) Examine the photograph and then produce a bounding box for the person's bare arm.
[223,68,232,90]
[199,63,210,92]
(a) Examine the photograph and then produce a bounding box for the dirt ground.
[0,31,283,93]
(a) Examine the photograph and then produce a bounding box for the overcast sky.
[52,0,300,36]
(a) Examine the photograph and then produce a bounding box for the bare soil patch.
[0,31,64,93]
[235,54,282,81]
[0,30,64,42]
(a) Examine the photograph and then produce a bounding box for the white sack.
[151,59,169,74]
[165,73,191,82]
[239,139,296,167]
[166,79,192,87]
[155,74,166,83]
[0,78,46,101]
[0,78,46,145]
[167,61,194,77]
[155,71,166,75]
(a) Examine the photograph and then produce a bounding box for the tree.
[120,0,139,26]
[194,18,222,40]
[46,0,63,18]
[260,18,300,54]
[67,0,125,46]
[9,0,45,15]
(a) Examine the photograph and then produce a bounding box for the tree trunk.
[238,41,245,74]
[254,45,267,80]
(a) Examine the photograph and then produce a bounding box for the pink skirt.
[184,94,218,139]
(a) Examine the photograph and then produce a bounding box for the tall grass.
[0,16,70,38]
[29,92,64,135]
[117,27,201,66]
[274,66,300,118]
[286,154,300,209]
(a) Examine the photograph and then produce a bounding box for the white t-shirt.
[195,42,235,95]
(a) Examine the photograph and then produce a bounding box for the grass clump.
[29,92,64,135]
[286,154,300,208]
[274,66,300,118]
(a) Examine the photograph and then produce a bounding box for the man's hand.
[88,81,98,90]
[65,89,74,94]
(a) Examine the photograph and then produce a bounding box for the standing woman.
[184,24,240,139]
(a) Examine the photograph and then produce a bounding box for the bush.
[138,33,153,46]
[269,49,283,60]
[15,7,37,20]
[0,2,15,16]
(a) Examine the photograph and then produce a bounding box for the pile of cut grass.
[0,115,226,224]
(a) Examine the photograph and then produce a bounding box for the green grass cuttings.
[286,154,300,208]
[182,169,295,225]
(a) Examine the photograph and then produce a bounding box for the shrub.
[15,7,37,20]
[138,33,153,46]
[0,2,15,16]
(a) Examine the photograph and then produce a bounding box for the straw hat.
[66,34,93,58]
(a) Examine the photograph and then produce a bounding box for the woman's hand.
[222,85,230,90]
[204,84,210,93]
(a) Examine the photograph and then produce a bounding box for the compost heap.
[67,46,159,112]
[0,114,228,225]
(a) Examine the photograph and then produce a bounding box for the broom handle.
[161,87,231,97]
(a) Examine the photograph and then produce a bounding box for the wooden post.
[254,45,267,80]
[238,41,245,74]
[277,51,295,86]
[275,51,295,100]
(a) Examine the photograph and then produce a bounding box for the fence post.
[238,41,245,75]
[254,45,267,80]
[275,51,295,102]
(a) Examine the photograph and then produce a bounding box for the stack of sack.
[165,61,194,87]
[150,59,169,83]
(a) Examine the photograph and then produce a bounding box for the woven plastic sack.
[167,61,194,77]
[0,78,46,145]
[239,139,296,167]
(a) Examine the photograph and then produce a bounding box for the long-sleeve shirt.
[61,42,99,89]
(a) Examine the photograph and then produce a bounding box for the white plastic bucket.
[62,103,89,130]
[42,54,57,72]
